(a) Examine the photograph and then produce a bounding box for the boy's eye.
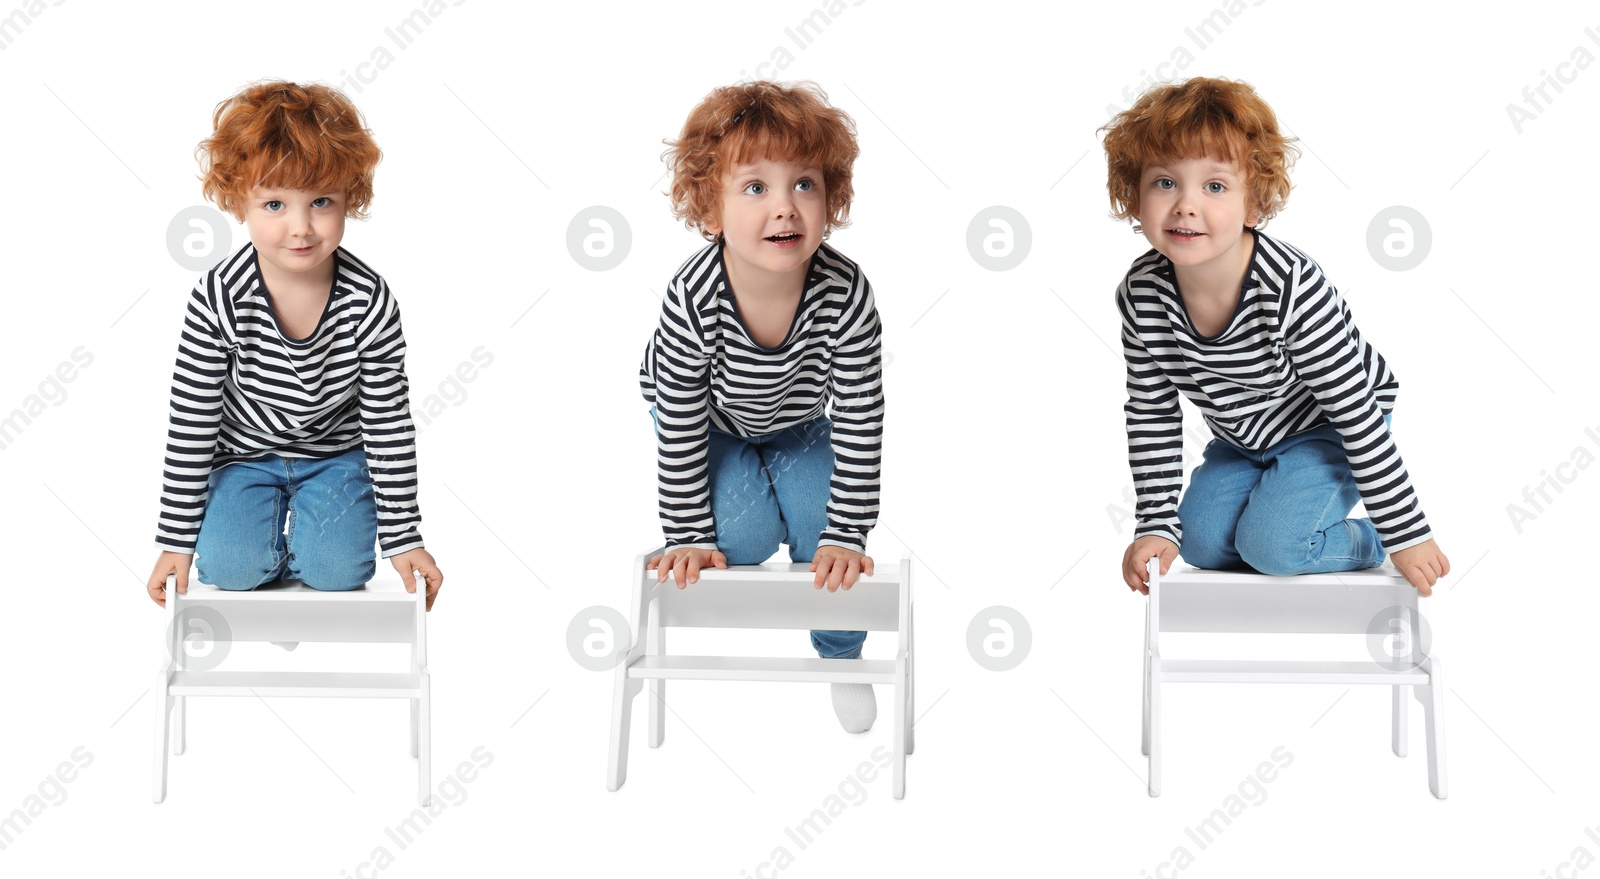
[1204,181,1226,194]
[265,200,284,211]
[1153,178,1174,190]
[743,182,766,195]
[795,178,816,192]
[312,196,333,208]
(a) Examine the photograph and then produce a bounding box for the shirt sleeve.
[1282,261,1432,552]
[355,279,425,557]
[154,282,229,553]
[647,276,718,550]
[818,274,885,553]
[1118,278,1185,547]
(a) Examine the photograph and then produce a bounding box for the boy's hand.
[1389,539,1449,597]
[810,546,874,592]
[391,548,443,611]
[1122,536,1179,595]
[147,551,193,607]
[647,547,728,589]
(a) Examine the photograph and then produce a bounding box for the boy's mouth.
[765,232,801,244]
[1167,228,1204,240]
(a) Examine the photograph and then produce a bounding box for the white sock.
[830,683,876,734]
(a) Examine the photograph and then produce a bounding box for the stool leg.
[1391,685,1408,757]
[893,664,907,799]
[647,603,665,749]
[608,673,643,791]
[173,696,186,755]
[410,644,420,757]
[1147,669,1162,797]
[172,630,187,756]
[1141,605,1151,757]
[905,600,915,757]
[417,674,432,806]
[1414,658,1447,798]
[152,670,171,803]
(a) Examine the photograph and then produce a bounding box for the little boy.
[145,81,442,609]
[639,81,886,732]
[1102,77,1448,595]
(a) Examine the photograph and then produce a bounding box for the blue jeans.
[195,448,377,591]
[656,411,866,659]
[1176,419,1389,575]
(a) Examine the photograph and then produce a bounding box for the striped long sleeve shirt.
[1119,229,1431,552]
[154,245,424,557]
[639,242,885,552]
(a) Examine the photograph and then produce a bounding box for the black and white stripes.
[640,242,885,552]
[154,245,424,558]
[1119,230,1431,552]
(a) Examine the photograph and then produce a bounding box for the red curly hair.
[1100,77,1299,228]
[665,81,859,241]
[197,81,382,221]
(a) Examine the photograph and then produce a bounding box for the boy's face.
[1136,155,1258,272]
[244,186,347,285]
[704,156,826,287]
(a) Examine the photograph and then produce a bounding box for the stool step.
[1160,659,1430,685]
[627,655,897,684]
[168,670,423,698]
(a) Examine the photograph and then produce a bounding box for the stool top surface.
[638,560,903,586]
[1158,562,1410,586]
[178,577,421,602]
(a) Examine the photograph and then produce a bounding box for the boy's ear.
[703,214,722,237]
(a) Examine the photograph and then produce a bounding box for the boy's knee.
[305,579,366,592]
[1239,552,1310,577]
[198,554,280,591]
[1233,526,1311,576]
[296,557,375,592]
[716,516,785,566]
[1178,535,1233,571]
[210,577,266,592]
[719,535,783,566]
[1176,517,1239,570]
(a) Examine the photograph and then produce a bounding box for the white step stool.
[153,572,432,804]
[1142,558,1446,798]
[608,551,915,798]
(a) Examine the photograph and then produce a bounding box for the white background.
[1,1,1595,876]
